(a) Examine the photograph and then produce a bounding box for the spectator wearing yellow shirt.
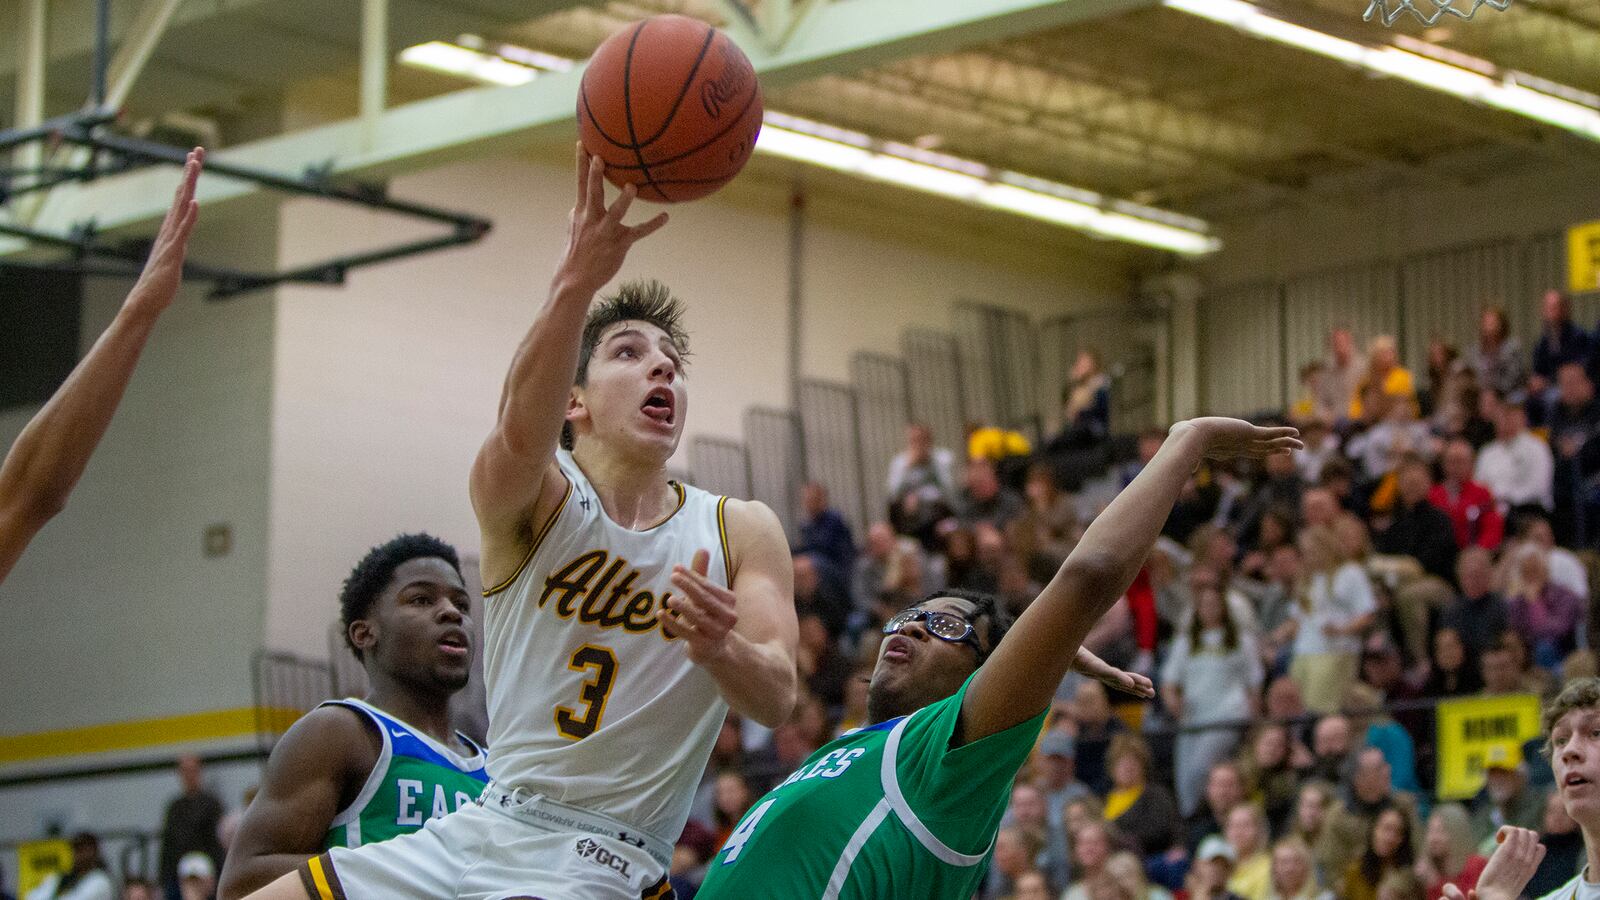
[1226,804,1274,900]
[1350,336,1417,421]
[967,421,1032,462]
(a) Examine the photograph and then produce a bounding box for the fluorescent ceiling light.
[1163,0,1600,142]
[758,114,1221,256]
[398,41,538,86]
[394,44,1220,254]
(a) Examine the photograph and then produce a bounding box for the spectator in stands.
[1467,308,1525,397]
[1225,804,1273,900]
[1163,566,1263,816]
[1300,488,1339,530]
[1308,715,1355,785]
[1374,456,1459,583]
[1525,789,1583,898]
[1239,723,1309,835]
[1107,851,1173,900]
[851,521,896,617]
[1349,336,1416,422]
[1063,820,1116,900]
[1036,729,1094,867]
[1375,870,1426,900]
[1513,512,1590,604]
[1430,370,1484,446]
[1504,543,1584,667]
[1256,545,1303,674]
[176,853,215,900]
[1235,452,1303,553]
[1011,870,1055,900]
[1414,803,1485,900]
[1498,631,1557,698]
[1428,440,1504,551]
[1467,755,1544,847]
[159,755,224,900]
[1343,683,1420,797]
[1288,781,1339,882]
[989,825,1046,900]
[1327,749,1423,877]
[1295,420,1340,486]
[121,880,157,900]
[1070,678,1128,795]
[1266,837,1331,900]
[1422,340,1463,420]
[958,457,1027,532]
[1006,782,1070,894]
[689,718,745,827]
[1287,525,1377,713]
[1531,289,1592,397]
[1475,400,1554,514]
[1459,387,1499,450]
[710,770,756,849]
[1052,349,1112,451]
[1103,733,1183,859]
[885,421,957,543]
[1338,807,1415,900]
[1019,462,1080,576]
[29,833,113,900]
[1187,836,1247,900]
[669,820,715,898]
[1348,397,1435,491]
[795,612,849,708]
[1321,328,1366,422]
[1293,362,1338,426]
[1544,362,1600,542]
[794,481,855,575]
[1438,548,1509,657]
[1187,761,1249,854]
[1423,627,1482,698]
[792,552,849,637]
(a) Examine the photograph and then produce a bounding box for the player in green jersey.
[219,534,487,899]
[697,417,1302,900]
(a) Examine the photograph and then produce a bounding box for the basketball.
[577,15,764,203]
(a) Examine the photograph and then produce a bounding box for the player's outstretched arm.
[0,149,202,586]
[470,145,668,568]
[222,708,374,900]
[962,418,1300,743]
[661,499,799,727]
[1440,826,1546,900]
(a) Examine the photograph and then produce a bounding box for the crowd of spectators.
[674,290,1600,899]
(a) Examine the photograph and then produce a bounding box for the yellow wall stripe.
[0,706,303,765]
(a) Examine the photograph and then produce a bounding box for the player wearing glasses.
[696,417,1301,900]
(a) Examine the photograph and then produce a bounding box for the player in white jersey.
[246,146,797,900]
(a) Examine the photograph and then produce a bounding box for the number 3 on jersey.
[554,644,617,740]
[721,799,775,864]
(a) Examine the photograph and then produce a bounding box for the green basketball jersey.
[321,699,490,849]
[696,673,1045,899]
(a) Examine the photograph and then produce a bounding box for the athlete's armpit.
[219,707,378,900]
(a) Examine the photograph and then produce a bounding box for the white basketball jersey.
[482,449,731,845]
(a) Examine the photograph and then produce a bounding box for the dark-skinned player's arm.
[468,144,667,585]
[660,499,799,727]
[218,707,374,900]
[0,149,203,586]
[961,418,1301,744]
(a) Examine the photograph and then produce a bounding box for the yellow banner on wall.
[1569,220,1600,294]
[15,838,70,897]
[1436,693,1543,801]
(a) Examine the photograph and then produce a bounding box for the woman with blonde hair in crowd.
[1162,565,1263,815]
[1413,803,1485,900]
[1265,837,1330,900]
[1106,851,1173,900]
[1283,524,1377,713]
[1224,804,1273,900]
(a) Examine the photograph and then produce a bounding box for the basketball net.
[1364,0,1512,26]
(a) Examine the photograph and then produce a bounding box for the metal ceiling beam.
[104,0,187,109]
[11,0,1158,253]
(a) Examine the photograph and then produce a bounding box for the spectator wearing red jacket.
[1428,438,1504,550]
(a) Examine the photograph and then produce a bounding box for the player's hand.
[1072,646,1155,699]
[1171,417,1302,461]
[662,549,739,665]
[1443,826,1544,900]
[554,144,669,297]
[124,147,203,318]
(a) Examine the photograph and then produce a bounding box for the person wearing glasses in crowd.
[695,417,1300,899]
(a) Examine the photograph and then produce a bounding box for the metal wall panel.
[1283,264,1400,397]
[851,352,909,525]
[1200,283,1282,416]
[1526,231,1596,330]
[901,328,967,451]
[953,304,998,428]
[745,407,804,538]
[798,379,866,533]
[1400,239,1521,373]
[956,301,1042,436]
[689,436,751,500]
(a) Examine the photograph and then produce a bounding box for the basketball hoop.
[1364,0,1512,26]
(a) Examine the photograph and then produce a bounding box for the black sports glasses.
[882,608,986,661]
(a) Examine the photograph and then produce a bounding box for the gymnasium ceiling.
[4,0,1600,231]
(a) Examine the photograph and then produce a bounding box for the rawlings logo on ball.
[701,45,753,120]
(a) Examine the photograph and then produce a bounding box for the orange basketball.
[577,15,763,203]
